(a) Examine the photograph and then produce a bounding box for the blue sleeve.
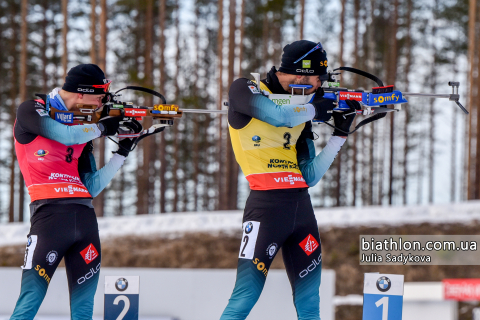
[78,143,126,197]
[296,126,346,187]
[228,78,316,128]
[16,100,102,146]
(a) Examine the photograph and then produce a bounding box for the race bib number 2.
[238,221,260,260]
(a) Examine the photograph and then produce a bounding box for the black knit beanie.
[278,40,328,76]
[62,64,108,94]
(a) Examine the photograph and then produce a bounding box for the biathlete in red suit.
[10,64,146,320]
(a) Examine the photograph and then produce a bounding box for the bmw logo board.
[363,273,404,320]
[105,276,139,320]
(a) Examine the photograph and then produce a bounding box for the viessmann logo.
[274,175,305,185]
[125,108,148,117]
[54,185,89,195]
[339,92,363,101]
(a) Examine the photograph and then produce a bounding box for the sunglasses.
[294,42,324,64]
[92,79,112,92]
[78,79,112,94]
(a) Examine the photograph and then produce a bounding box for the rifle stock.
[49,104,183,125]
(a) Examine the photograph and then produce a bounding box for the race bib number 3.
[22,235,38,270]
[238,221,260,260]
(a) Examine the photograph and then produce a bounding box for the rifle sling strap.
[114,86,167,104]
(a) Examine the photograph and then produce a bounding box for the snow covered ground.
[1,200,480,247]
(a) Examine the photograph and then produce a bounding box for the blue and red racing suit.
[10,90,125,320]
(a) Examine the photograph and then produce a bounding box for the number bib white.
[238,221,260,260]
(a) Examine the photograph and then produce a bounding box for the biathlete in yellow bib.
[220,40,361,320]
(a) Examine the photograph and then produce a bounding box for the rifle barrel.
[182,109,228,114]
[402,92,450,99]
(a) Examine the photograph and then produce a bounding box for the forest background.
[0,0,479,221]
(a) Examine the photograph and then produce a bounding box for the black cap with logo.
[278,40,328,76]
[62,64,111,94]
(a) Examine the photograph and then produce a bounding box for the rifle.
[49,86,225,141]
[249,66,467,134]
[50,86,181,126]
[321,67,467,134]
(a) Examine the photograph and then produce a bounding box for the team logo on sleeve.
[36,109,49,117]
[299,234,319,256]
[80,243,99,264]
[248,85,261,94]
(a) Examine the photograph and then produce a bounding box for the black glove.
[97,116,123,136]
[115,138,135,157]
[332,100,361,136]
[114,120,143,157]
[311,88,335,122]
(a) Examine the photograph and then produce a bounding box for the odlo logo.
[78,88,94,93]
[299,254,322,278]
[296,69,314,74]
[77,263,101,285]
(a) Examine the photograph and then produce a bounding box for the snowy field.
[1,200,480,247]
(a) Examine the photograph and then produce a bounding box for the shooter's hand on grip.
[97,106,124,137]
[114,120,143,157]
[97,116,123,136]
[332,100,361,137]
[311,88,336,122]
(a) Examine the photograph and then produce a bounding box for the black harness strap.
[114,86,167,104]
[333,67,384,87]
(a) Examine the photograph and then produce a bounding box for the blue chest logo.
[55,112,74,124]
[252,135,261,142]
